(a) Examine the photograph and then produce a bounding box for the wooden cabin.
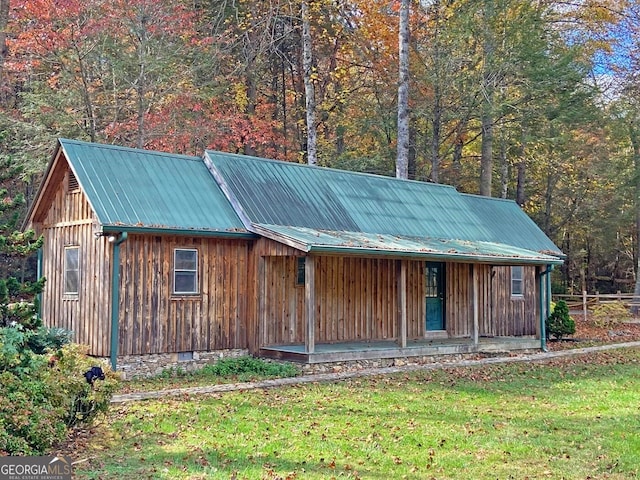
[25,139,564,374]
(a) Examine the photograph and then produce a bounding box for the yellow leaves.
[232,82,248,111]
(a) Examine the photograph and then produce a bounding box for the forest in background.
[0,0,639,295]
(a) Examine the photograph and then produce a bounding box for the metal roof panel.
[253,224,563,264]
[60,139,248,234]
[205,151,562,260]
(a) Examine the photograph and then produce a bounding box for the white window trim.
[511,265,524,297]
[64,246,80,295]
[173,248,199,295]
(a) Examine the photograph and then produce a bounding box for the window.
[296,257,305,286]
[511,266,523,297]
[174,249,198,294]
[64,246,79,294]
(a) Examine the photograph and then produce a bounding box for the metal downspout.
[539,264,552,352]
[37,247,43,318]
[110,232,128,371]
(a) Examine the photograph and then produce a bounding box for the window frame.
[64,246,80,295]
[173,248,199,295]
[295,257,306,287]
[511,265,524,297]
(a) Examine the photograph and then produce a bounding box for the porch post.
[305,255,315,354]
[258,256,266,348]
[472,264,479,346]
[397,260,407,348]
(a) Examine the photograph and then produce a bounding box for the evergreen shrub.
[546,299,576,340]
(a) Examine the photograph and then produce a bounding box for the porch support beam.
[305,255,316,354]
[473,264,479,346]
[397,260,407,348]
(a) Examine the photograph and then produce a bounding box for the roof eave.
[100,225,256,239]
[308,244,563,265]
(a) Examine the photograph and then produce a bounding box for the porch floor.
[260,336,541,363]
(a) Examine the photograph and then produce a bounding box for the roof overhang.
[97,224,256,239]
[252,223,564,265]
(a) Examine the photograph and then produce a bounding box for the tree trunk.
[499,137,508,198]
[430,88,441,183]
[516,127,527,206]
[480,107,493,196]
[0,0,9,98]
[396,0,410,179]
[302,0,317,165]
[630,124,640,314]
[479,0,495,197]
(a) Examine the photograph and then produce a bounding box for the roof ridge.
[205,149,457,190]
[59,138,201,162]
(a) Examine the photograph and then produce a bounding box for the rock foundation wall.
[98,349,249,379]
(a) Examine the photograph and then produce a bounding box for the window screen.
[174,249,198,294]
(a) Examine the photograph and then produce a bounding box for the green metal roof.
[205,150,563,263]
[59,139,250,236]
[252,224,562,264]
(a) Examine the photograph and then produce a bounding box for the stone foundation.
[298,350,535,375]
[101,349,249,379]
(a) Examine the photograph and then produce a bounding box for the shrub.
[591,301,631,328]
[0,328,118,455]
[0,371,67,455]
[199,356,299,381]
[48,344,119,428]
[546,300,576,340]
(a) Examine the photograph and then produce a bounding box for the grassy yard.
[70,349,640,480]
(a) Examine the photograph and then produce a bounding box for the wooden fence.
[553,292,640,321]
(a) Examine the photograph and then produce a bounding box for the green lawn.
[72,349,640,479]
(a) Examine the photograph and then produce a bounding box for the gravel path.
[111,341,640,403]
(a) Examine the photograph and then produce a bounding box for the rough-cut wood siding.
[245,237,305,353]
[445,263,472,337]
[489,265,539,336]
[118,235,250,355]
[39,170,111,356]
[260,256,426,346]
[258,257,541,347]
[475,264,493,336]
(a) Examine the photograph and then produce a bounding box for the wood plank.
[305,255,315,353]
[397,260,407,348]
[258,256,266,347]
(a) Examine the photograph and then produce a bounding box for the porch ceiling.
[252,223,563,265]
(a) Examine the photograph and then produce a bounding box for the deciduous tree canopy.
[0,0,637,293]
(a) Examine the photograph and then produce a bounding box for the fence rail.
[553,292,639,321]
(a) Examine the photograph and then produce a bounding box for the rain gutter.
[101,226,255,239]
[308,245,563,265]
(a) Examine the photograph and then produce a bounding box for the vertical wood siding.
[259,256,541,347]
[489,265,539,336]
[118,235,250,355]
[37,167,251,357]
[260,256,427,346]
[39,170,111,356]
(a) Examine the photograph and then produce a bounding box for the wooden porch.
[259,336,540,364]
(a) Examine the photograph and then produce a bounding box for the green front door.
[425,262,445,331]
